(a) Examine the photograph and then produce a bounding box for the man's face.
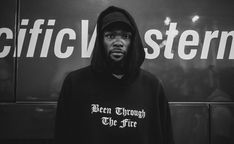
[103,23,132,62]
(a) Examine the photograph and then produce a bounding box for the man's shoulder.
[66,65,92,81]
[139,69,162,85]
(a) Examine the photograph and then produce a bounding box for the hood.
[91,6,145,80]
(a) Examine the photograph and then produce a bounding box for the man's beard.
[106,52,128,75]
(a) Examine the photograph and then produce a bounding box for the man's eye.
[123,34,131,39]
[105,33,115,39]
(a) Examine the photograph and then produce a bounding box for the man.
[55,6,174,144]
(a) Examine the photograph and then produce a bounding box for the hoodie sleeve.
[158,82,175,144]
[54,74,71,144]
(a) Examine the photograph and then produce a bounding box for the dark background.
[0,0,234,143]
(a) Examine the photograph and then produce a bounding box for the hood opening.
[91,6,145,81]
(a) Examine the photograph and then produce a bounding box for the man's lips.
[111,51,124,58]
[110,49,125,54]
[111,52,123,55]
[109,49,125,59]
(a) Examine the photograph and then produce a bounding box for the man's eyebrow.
[125,32,132,34]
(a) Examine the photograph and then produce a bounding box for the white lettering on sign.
[144,29,162,59]
[40,20,55,57]
[200,31,219,59]
[178,30,199,60]
[144,23,234,60]
[217,31,234,59]
[0,28,13,57]
[0,19,234,60]
[164,23,178,59]
[81,20,97,58]
[14,19,29,57]
[27,19,44,57]
[54,28,76,58]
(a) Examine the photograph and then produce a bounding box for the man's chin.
[109,54,124,62]
[108,55,127,74]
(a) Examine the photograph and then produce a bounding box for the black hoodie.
[55,6,174,144]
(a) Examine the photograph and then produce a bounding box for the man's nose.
[113,40,123,48]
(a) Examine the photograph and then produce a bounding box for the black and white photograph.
[0,0,234,144]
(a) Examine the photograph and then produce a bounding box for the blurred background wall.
[0,0,234,143]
